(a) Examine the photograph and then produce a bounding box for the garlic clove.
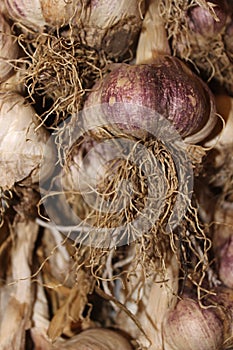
[0,13,19,83]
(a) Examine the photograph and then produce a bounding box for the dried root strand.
[176,200,215,299]
[42,134,215,303]
[16,29,110,128]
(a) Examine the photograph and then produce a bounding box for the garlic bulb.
[84,56,216,143]
[77,0,145,58]
[163,298,224,350]
[187,0,228,38]
[210,285,233,345]
[0,13,19,83]
[0,93,54,190]
[218,235,233,289]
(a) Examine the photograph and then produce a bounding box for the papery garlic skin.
[4,0,82,28]
[0,93,54,190]
[0,13,19,83]
[4,0,46,28]
[163,298,224,350]
[40,0,80,27]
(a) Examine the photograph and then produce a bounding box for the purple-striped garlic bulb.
[84,56,217,143]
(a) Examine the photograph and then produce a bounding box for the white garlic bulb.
[0,93,54,189]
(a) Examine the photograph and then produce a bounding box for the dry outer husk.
[75,0,145,59]
[0,71,26,95]
[33,225,97,340]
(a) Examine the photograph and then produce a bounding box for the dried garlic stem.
[138,255,179,350]
[47,271,93,341]
[116,253,179,350]
[0,219,38,350]
[136,0,171,64]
